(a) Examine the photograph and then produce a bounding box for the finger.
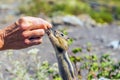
[18,17,33,30]
[24,38,42,45]
[18,17,52,30]
[31,18,52,30]
[22,29,45,38]
[37,18,52,30]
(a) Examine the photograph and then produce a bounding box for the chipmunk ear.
[66,37,70,40]
[62,34,69,40]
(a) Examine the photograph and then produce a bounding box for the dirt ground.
[0,0,120,63]
[0,1,120,79]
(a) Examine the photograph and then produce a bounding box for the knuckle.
[39,29,45,35]
[38,39,42,44]
[37,41,42,44]
[32,31,37,35]
[34,29,45,36]
[18,17,26,30]
[22,31,28,38]
[19,17,25,22]
[24,39,30,44]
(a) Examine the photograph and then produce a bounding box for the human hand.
[0,16,52,50]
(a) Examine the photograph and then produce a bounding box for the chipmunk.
[46,29,76,80]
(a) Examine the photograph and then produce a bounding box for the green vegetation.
[1,31,120,80]
[72,47,82,54]
[90,11,113,23]
[0,49,61,80]
[19,0,120,23]
[19,0,91,16]
[2,48,120,80]
[70,49,120,80]
[67,37,120,79]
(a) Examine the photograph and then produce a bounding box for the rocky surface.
[0,0,120,62]
[0,0,120,79]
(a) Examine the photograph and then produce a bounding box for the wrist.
[0,22,19,50]
[0,29,5,50]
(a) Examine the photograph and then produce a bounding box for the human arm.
[0,16,52,50]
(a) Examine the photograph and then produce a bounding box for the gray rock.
[52,15,84,27]
[0,4,12,10]
[95,35,108,43]
[98,77,110,80]
[52,16,64,25]
[107,40,120,49]
[63,15,84,27]
[78,14,96,27]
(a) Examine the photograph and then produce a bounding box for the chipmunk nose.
[54,30,56,33]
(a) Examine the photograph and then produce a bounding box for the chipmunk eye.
[61,33,64,36]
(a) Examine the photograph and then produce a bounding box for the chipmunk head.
[46,29,68,52]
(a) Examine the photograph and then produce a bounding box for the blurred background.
[0,0,120,80]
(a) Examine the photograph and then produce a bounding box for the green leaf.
[102,54,109,59]
[48,68,54,73]
[76,57,82,62]
[72,48,82,54]
[69,56,76,62]
[116,73,120,78]
[91,55,98,61]
[67,38,74,45]
[91,62,99,71]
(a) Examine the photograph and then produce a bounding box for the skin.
[0,16,52,50]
